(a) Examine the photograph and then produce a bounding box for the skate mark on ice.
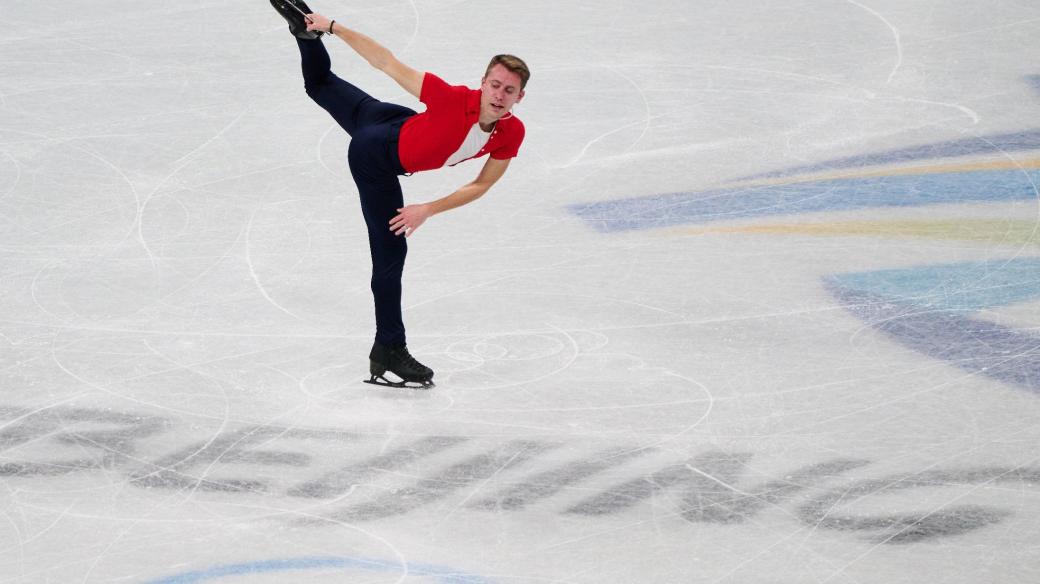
[844,0,902,84]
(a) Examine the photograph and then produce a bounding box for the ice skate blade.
[364,375,434,390]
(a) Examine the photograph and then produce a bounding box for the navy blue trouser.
[297,38,417,347]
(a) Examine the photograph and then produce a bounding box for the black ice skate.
[365,342,435,389]
[269,0,323,39]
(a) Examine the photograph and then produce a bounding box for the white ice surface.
[2,1,1040,582]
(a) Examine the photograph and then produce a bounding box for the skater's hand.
[304,12,332,33]
[390,204,432,237]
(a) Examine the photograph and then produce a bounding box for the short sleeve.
[491,119,525,160]
[420,73,458,108]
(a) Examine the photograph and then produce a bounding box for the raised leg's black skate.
[269,0,323,39]
[365,342,435,389]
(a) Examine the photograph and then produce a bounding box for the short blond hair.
[485,54,530,89]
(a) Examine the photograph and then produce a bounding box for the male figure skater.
[269,0,528,388]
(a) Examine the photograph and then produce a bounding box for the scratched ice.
[2,1,1040,582]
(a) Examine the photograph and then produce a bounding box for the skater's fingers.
[303,13,325,29]
[310,13,332,23]
[390,206,425,237]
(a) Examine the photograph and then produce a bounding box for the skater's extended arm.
[389,158,512,237]
[305,14,423,98]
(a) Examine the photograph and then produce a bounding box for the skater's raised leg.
[270,0,324,40]
[295,38,417,136]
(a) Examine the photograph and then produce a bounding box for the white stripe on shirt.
[445,122,492,166]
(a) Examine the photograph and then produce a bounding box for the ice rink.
[2,0,1040,582]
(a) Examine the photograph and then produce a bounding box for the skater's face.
[480,64,525,121]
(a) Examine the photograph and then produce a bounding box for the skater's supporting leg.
[367,222,407,347]
[348,126,409,347]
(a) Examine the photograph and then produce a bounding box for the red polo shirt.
[397,73,525,173]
